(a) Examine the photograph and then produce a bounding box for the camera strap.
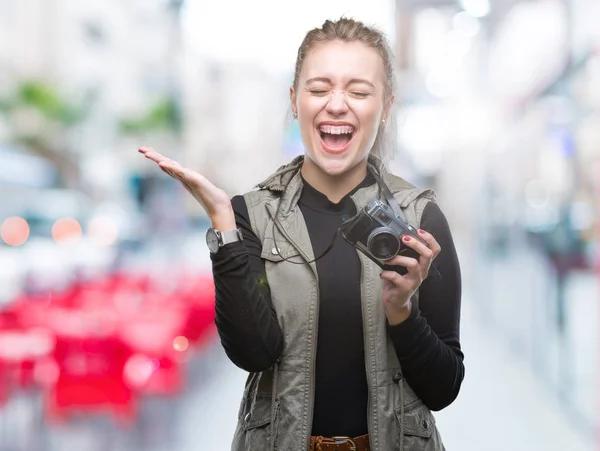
[272,166,427,268]
[368,169,410,224]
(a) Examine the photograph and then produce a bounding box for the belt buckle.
[332,436,357,451]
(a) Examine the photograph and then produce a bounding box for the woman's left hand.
[380,229,441,325]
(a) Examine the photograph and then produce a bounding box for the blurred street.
[435,242,596,451]
[2,0,600,449]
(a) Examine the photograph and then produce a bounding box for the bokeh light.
[173,336,189,352]
[0,216,30,246]
[52,218,82,243]
[33,357,60,387]
[87,215,119,246]
[124,354,160,388]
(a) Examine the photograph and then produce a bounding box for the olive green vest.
[230,155,446,451]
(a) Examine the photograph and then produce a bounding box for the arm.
[210,195,284,372]
[387,202,465,411]
[137,148,282,372]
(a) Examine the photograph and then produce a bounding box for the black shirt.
[210,173,464,438]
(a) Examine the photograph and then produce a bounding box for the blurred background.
[0,0,599,450]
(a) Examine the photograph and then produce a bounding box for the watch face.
[206,229,220,253]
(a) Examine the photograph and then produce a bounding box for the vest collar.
[256,155,413,194]
[259,155,427,222]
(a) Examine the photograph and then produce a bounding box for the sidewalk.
[434,296,595,451]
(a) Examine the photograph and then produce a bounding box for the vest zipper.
[360,255,375,448]
[269,360,280,451]
[350,193,375,449]
[268,211,319,450]
[305,279,320,451]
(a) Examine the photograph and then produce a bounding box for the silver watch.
[206,228,243,254]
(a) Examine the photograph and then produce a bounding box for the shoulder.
[421,202,451,233]
[242,156,303,207]
[384,173,436,208]
[379,170,437,227]
[241,186,280,212]
[231,195,249,217]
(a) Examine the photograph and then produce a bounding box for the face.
[291,40,392,177]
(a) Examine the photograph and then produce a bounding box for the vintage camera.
[340,199,425,274]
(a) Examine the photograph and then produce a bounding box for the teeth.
[319,125,354,135]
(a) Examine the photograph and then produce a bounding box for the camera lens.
[367,229,400,260]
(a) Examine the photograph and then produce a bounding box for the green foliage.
[119,97,180,134]
[0,80,86,126]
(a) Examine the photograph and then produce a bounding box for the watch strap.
[219,228,243,246]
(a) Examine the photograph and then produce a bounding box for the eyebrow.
[305,77,376,89]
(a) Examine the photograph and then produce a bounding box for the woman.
[139,17,464,451]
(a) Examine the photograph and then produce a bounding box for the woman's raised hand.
[138,147,235,227]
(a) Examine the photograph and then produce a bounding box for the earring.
[381,119,386,125]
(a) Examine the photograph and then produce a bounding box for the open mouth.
[318,124,355,153]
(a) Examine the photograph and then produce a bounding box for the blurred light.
[417,9,471,98]
[425,72,453,98]
[525,179,550,209]
[33,357,60,387]
[400,106,446,154]
[1,216,30,246]
[0,145,57,188]
[487,0,567,100]
[555,128,576,157]
[447,30,472,58]
[445,103,494,148]
[524,204,560,231]
[452,11,480,38]
[570,201,594,231]
[124,354,159,388]
[414,8,449,73]
[459,0,490,18]
[27,328,56,357]
[173,336,189,352]
[183,0,396,76]
[52,218,82,244]
[399,106,447,176]
[87,215,119,246]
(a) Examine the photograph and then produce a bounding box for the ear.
[382,95,395,122]
[290,86,297,118]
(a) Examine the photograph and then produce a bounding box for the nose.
[325,92,349,116]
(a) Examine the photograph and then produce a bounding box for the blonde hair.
[291,17,398,166]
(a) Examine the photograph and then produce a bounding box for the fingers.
[139,146,186,181]
[139,147,210,202]
[139,146,168,165]
[416,229,442,258]
[157,158,183,175]
[401,230,442,263]
[158,161,197,196]
[380,270,415,290]
[382,231,441,287]
[401,235,434,262]
[380,270,404,285]
[383,255,419,270]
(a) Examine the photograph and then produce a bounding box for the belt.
[309,434,370,451]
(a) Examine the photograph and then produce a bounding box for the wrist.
[210,206,236,231]
[386,301,413,326]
